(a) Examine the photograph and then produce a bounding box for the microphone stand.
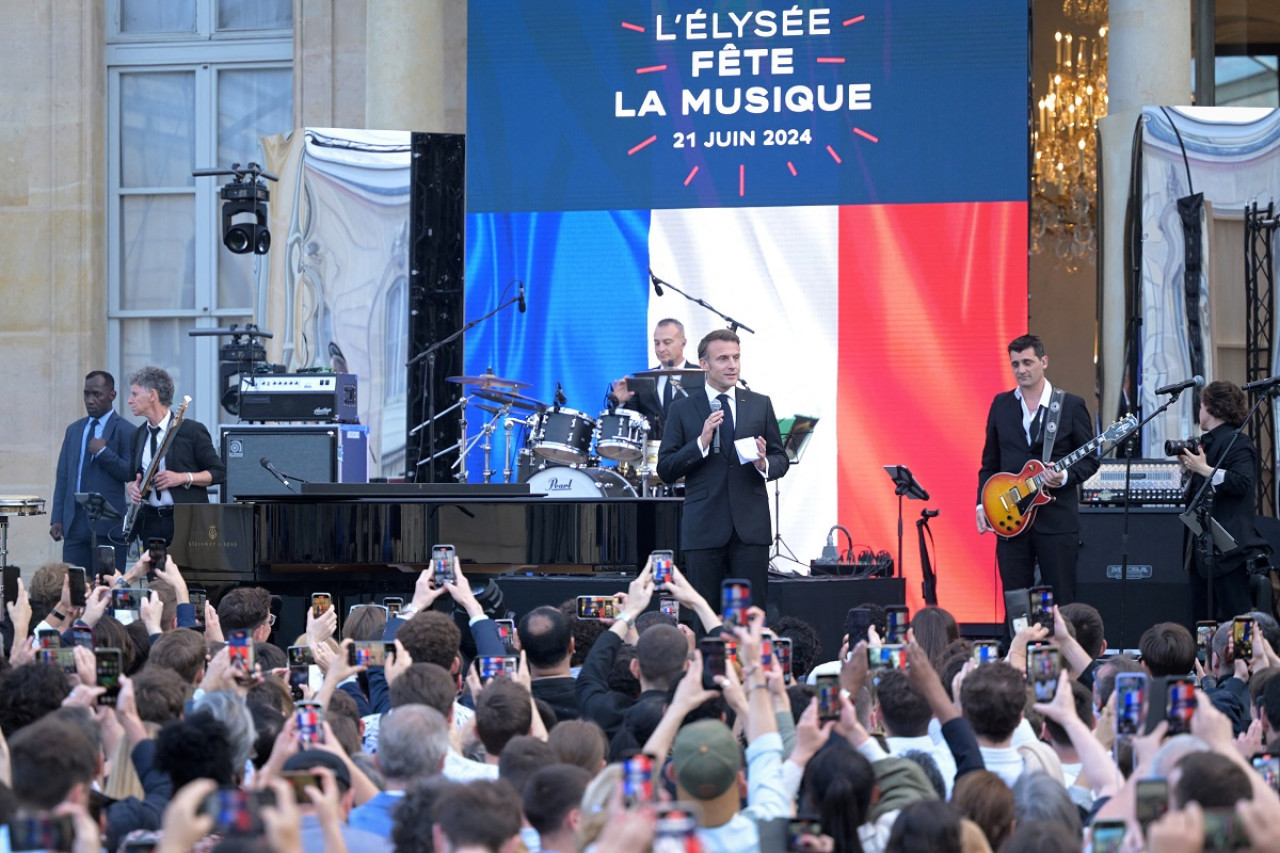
[1180,383,1279,622]
[649,270,756,335]
[406,292,523,482]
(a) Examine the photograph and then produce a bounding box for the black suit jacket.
[129,419,226,504]
[1187,423,1269,575]
[625,360,705,438]
[657,387,788,549]
[976,387,1098,535]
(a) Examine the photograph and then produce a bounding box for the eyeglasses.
[349,603,389,617]
[267,613,277,627]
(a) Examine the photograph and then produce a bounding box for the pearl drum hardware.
[1081,459,1185,506]
[431,366,705,496]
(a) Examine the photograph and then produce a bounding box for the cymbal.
[472,388,547,412]
[446,371,531,390]
[632,367,706,378]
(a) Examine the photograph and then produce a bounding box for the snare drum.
[0,496,45,517]
[531,408,597,464]
[527,467,637,498]
[595,410,649,462]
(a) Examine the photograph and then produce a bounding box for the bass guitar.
[121,396,191,542]
[981,414,1138,538]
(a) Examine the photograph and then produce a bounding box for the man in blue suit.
[50,371,133,571]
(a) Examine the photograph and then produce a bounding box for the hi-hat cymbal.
[632,367,706,378]
[446,371,531,390]
[472,388,547,412]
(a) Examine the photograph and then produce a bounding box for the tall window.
[107,0,292,452]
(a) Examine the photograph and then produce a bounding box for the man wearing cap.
[283,750,394,852]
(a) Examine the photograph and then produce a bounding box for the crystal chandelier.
[1032,21,1109,274]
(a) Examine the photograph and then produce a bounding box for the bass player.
[124,366,225,546]
[976,335,1098,604]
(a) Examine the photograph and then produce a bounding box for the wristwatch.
[616,612,634,628]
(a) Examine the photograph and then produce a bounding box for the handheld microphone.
[1154,375,1204,396]
[648,268,664,297]
[517,281,526,314]
[1242,375,1280,393]
[709,398,722,454]
[260,456,290,487]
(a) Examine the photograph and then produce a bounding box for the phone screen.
[68,565,88,608]
[311,592,332,619]
[885,606,910,643]
[384,596,404,616]
[651,550,674,586]
[660,597,680,619]
[190,588,207,627]
[1166,678,1196,735]
[972,642,999,665]
[867,644,905,671]
[1028,645,1061,702]
[227,629,255,676]
[70,624,93,649]
[296,703,324,746]
[495,619,517,654]
[845,607,874,646]
[9,815,77,853]
[1091,820,1127,853]
[575,595,619,620]
[654,804,700,843]
[432,545,456,586]
[1202,809,1248,851]
[623,754,655,805]
[1134,778,1169,827]
[1234,617,1254,661]
[773,637,793,682]
[112,588,146,625]
[1196,620,1217,663]
[3,566,19,607]
[39,647,77,674]
[95,544,116,581]
[1029,586,1054,630]
[347,641,387,667]
[1253,755,1280,793]
[816,674,841,722]
[720,579,751,627]
[96,648,123,705]
[146,537,167,579]
[700,637,726,690]
[1115,672,1147,737]
[479,655,520,681]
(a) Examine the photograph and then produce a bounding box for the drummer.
[611,319,704,438]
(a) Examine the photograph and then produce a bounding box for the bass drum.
[527,467,637,499]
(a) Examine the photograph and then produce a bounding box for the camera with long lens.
[1165,438,1199,456]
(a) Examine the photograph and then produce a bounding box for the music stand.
[75,492,124,567]
[883,466,929,579]
[769,415,819,571]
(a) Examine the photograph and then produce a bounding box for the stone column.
[365,0,445,131]
[1097,0,1191,419]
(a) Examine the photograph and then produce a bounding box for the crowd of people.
[3,552,1280,853]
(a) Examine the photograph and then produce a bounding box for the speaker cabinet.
[1077,508,1192,649]
[221,424,368,502]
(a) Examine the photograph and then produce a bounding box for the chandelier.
[1032,19,1109,274]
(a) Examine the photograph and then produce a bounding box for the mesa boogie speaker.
[221,424,369,502]
[1076,508,1192,648]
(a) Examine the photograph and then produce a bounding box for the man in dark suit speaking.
[976,334,1098,604]
[50,371,134,570]
[124,366,226,546]
[657,329,788,609]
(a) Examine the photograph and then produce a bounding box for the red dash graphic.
[787,161,797,176]
[636,65,667,74]
[621,21,645,32]
[853,127,880,143]
[739,164,745,197]
[816,57,846,64]
[683,166,699,186]
[628,135,658,155]
[843,15,866,25]
[826,145,842,164]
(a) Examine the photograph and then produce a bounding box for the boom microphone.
[1242,375,1280,393]
[709,398,722,454]
[648,268,664,297]
[260,456,290,487]
[1154,375,1204,396]
[517,281,526,314]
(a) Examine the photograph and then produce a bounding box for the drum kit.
[443,366,703,497]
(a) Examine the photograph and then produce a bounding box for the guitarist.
[124,366,225,546]
[976,335,1098,604]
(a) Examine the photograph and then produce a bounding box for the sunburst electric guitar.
[121,396,191,542]
[981,414,1138,538]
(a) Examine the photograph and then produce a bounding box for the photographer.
[1179,380,1272,621]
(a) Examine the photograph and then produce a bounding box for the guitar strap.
[1040,388,1067,464]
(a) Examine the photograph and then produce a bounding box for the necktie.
[662,378,674,410]
[149,426,161,474]
[717,393,735,458]
[76,418,99,492]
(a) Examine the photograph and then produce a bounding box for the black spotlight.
[220,177,271,255]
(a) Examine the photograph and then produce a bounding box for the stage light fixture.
[220,178,272,255]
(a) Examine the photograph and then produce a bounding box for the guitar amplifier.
[238,373,358,423]
[1081,459,1183,506]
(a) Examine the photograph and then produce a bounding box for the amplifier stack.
[239,373,358,423]
[1081,459,1183,506]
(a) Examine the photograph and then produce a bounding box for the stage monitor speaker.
[221,424,368,502]
[1076,508,1191,649]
